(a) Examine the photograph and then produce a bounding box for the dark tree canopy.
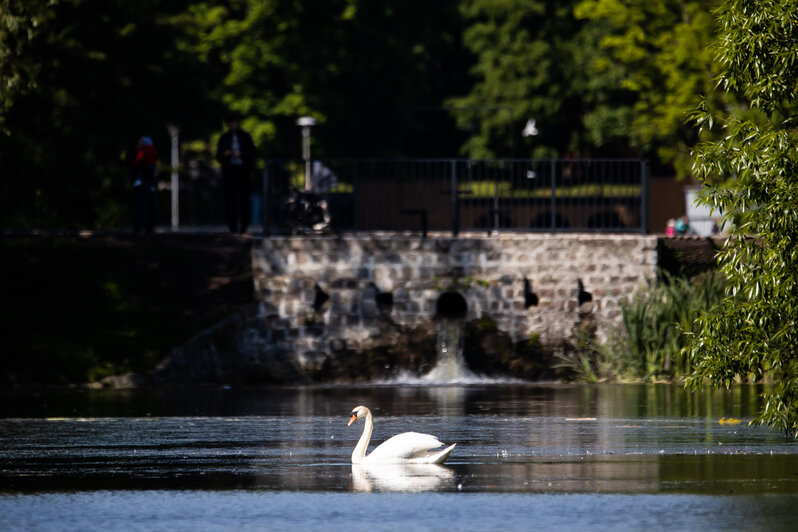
[1,0,728,229]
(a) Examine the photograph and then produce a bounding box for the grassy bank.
[560,271,727,383]
[1,234,254,384]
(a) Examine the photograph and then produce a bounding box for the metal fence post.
[493,164,500,233]
[641,160,649,234]
[268,161,271,235]
[353,161,359,232]
[550,159,556,231]
[451,159,459,237]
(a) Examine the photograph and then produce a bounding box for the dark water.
[1,384,797,530]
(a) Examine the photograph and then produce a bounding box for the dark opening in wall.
[523,278,538,308]
[436,291,467,319]
[577,279,593,313]
[369,282,394,314]
[312,283,330,313]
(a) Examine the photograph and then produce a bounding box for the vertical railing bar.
[494,161,501,233]
[569,162,574,230]
[595,161,600,230]
[641,160,649,234]
[440,159,445,231]
[353,160,359,232]
[624,160,630,231]
[528,160,533,230]
[568,161,573,230]
[533,160,539,230]
[262,162,270,235]
[598,160,603,230]
[550,159,557,231]
[451,158,458,237]
[625,160,630,231]
[601,161,607,230]
[621,161,632,231]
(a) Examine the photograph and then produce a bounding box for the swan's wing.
[364,432,447,463]
[412,442,456,464]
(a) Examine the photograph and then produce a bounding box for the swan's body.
[347,405,456,464]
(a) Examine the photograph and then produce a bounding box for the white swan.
[347,405,456,464]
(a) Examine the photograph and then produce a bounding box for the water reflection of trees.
[76,384,770,421]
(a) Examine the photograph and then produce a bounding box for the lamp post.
[296,116,317,190]
[166,123,180,231]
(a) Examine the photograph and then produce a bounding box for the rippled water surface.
[2,384,797,530]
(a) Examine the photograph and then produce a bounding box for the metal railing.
[262,158,649,235]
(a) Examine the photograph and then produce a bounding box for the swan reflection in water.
[351,463,455,492]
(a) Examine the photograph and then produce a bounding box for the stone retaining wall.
[250,233,659,361]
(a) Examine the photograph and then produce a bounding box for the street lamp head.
[296,116,317,127]
[522,119,539,137]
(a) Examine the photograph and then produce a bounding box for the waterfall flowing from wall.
[423,316,474,382]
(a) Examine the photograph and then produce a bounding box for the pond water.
[1,384,797,531]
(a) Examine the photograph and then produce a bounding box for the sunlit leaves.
[575,0,726,175]
[0,0,57,132]
[715,0,798,112]
[686,0,798,438]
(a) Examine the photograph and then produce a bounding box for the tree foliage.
[1,0,471,229]
[0,0,217,229]
[685,0,798,438]
[447,0,586,158]
[177,0,469,158]
[446,0,729,168]
[573,0,727,175]
[0,0,55,132]
[0,0,751,228]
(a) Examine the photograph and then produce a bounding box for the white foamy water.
[430,316,469,380]
[377,369,516,386]
[377,316,523,385]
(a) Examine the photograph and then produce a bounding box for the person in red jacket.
[131,136,159,233]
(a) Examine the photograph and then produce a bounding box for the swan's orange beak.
[347,413,357,426]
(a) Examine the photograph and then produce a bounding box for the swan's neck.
[351,409,373,464]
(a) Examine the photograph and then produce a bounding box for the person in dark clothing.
[216,114,256,233]
[131,136,159,233]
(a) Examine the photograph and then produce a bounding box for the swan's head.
[347,405,369,426]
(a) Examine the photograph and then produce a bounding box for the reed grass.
[558,271,726,382]
[617,271,727,380]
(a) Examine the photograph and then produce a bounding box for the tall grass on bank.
[558,271,726,382]
[618,271,727,380]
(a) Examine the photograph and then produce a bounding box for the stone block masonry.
[251,233,659,360]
